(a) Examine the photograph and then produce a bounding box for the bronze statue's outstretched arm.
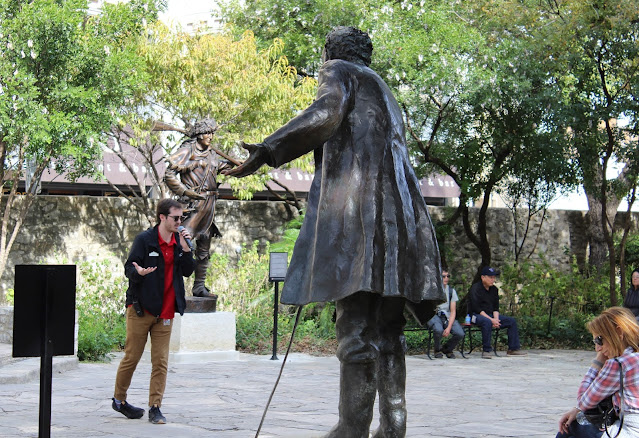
[221,142,269,178]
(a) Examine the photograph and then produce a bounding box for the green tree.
[106,25,317,221]
[0,0,163,286]
[219,0,367,76]
[540,0,639,304]
[473,0,639,303]
[222,1,581,274]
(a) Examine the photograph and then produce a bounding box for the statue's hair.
[187,118,218,138]
[324,26,372,67]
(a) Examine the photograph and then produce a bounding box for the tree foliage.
[219,0,368,76]
[114,24,317,203]
[0,0,163,285]
[502,0,639,302]
[221,0,578,275]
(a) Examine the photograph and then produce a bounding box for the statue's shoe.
[192,285,217,299]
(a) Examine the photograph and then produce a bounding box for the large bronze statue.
[224,27,444,438]
[165,118,229,298]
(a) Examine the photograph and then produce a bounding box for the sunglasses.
[443,274,450,278]
[593,336,604,346]
[167,215,186,222]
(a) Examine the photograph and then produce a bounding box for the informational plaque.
[268,252,287,360]
[268,252,288,282]
[12,264,77,438]
[13,265,76,357]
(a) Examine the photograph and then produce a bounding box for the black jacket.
[124,225,195,316]
[469,281,500,316]
[625,287,639,317]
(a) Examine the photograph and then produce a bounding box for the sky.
[159,0,220,30]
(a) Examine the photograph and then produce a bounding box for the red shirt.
[158,229,176,319]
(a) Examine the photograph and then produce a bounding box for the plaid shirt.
[577,347,639,414]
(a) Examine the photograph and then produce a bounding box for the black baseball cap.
[481,266,499,276]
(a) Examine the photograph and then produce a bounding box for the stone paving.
[0,344,594,437]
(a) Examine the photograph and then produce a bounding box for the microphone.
[177,226,194,251]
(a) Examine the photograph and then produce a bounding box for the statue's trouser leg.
[372,296,407,438]
[323,361,377,438]
[323,292,379,438]
[372,354,406,438]
[192,234,211,296]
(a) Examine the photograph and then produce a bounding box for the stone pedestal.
[144,311,238,363]
[185,296,217,313]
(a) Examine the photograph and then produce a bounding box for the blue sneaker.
[112,399,144,419]
[148,405,166,424]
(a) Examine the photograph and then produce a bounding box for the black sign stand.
[13,265,76,438]
[268,253,288,361]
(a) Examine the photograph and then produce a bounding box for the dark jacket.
[625,287,639,317]
[124,225,195,316]
[260,59,444,306]
[469,281,499,316]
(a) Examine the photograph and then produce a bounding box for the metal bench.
[461,323,500,357]
[405,325,469,359]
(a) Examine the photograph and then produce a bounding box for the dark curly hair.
[324,26,372,67]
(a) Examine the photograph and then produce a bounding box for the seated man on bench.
[468,267,527,359]
[426,270,464,358]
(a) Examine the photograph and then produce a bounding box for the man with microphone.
[111,198,195,424]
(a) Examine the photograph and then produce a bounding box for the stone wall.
[0,307,12,343]
[430,207,639,283]
[2,195,639,299]
[1,196,299,296]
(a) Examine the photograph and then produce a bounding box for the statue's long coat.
[262,59,444,306]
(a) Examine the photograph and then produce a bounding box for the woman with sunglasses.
[557,307,639,438]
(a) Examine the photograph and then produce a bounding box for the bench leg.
[462,326,476,355]
[467,327,476,354]
[459,331,468,359]
[493,328,500,357]
[426,329,433,360]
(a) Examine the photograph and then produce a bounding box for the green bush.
[236,313,276,353]
[4,288,13,305]
[405,329,429,353]
[617,232,639,270]
[207,228,336,355]
[75,258,128,361]
[496,257,609,349]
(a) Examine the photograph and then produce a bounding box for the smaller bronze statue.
[164,118,231,298]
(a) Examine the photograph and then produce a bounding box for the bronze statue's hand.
[219,160,238,170]
[221,141,268,178]
[183,189,206,200]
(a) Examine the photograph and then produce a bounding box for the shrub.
[209,210,337,356]
[496,257,608,349]
[75,258,128,361]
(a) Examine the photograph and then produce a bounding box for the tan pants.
[113,306,172,407]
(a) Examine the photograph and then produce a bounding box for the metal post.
[271,281,279,360]
[547,296,556,336]
[39,268,54,438]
